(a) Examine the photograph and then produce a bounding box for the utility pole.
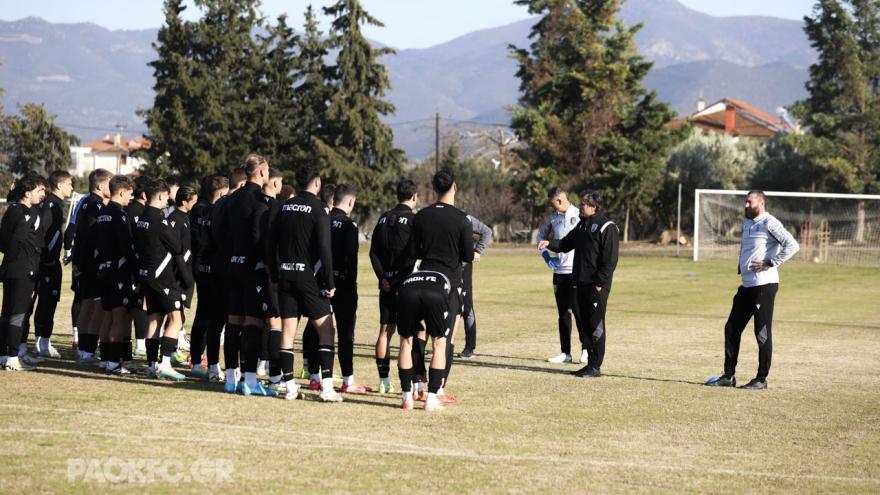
[435,112,440,172]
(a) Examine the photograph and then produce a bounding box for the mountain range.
[0,0,815,160]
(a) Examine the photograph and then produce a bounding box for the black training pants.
[34,263,62,339]
[1,277,36,357]
[462,262,477,351]
[724,283,777,381]
[573,284,608,369]
[554,273,583,355]
[334,285,357,377]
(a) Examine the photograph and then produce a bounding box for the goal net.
[694,189,880,267]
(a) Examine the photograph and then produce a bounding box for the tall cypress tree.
[140,0,198,178]
[322,0,403,213]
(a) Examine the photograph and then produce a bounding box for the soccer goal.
[694,189,880,266]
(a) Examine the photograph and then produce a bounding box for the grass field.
[1,249,879,493]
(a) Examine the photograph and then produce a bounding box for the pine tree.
[293,6,334,173]
[1,104,80,175]
[795,0,880,193]
[322,0,403,213]
[139,0,198,179]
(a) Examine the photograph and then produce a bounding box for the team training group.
[0,156,799,411]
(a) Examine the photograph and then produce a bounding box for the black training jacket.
[329,207,359,288]
[188,198,212,275]
[71,193,104,273]
[39,193,66,267]
[412,202,474,283]
[132,205,182,285]
[0,203,42,280]
[168,208,194,290]
[368,203,416,288]
[92,201,136,283]
[547,211,620,290]
[267,190,333,289]
[224,182,268,272]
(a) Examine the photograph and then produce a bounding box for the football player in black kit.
[31,170,73,358]
[258,167,285,390]
[169,186,198,348]
[328,184,372,393]
[267,163,342,402]
[71,168,113,364]
[369,179,418,394]
[133,179,186,381]
[0,175,46,371]
[221,155,275,397]
[410,170,474,406]
[92,175,136,374]
[126,175,151,360]
[189,174,229,381]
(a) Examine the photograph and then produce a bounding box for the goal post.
[694,189,880,266]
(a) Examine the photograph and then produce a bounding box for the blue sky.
[1,0,818,49]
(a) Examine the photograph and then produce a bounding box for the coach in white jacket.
[536,187,586,364]
[707,190,799,390]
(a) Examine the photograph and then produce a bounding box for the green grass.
[1,249,879,493]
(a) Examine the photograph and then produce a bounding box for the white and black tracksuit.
[723,212,799,381]
[547,212,619,370]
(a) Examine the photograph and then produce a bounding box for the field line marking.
[1,405,878,485]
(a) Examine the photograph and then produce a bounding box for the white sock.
[245,371,258,388]
[209,364,221,374]
[161,355,171,368]
[321,377,334,391]
[427,392,438,404]
[310,373,320,382]
[402,391,412,402]
[343,375,354,386]
[7,356,20,367]
[417,382,425,393]
[72,327,78,341]
[136,338,146,350]
[437,386,445,396]
[226,368,237,383]
[382,377,391,386]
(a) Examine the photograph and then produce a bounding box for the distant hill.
[0,0,816,160]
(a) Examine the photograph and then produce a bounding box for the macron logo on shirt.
[282,204,312,214]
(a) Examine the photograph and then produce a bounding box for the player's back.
[272,191,328,279]
[226,182,266,264]
[413,202,474,281]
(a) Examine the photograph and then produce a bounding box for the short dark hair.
[133,175,151,200]
[201,174,229,197]
[48,170,72,191]
[229,167,247,187]
[268,167,282,180]
[396,179,418,201]
[144,179,169,202]
[164,175,180,188]
[278,185,295,202]
[333,184,357,205]
[320,183,336,206]
[432,170,455,194]
[175,185,197,206]
[547,186,566,200]
[109,175,134,196]
[580,190,603,211]
[296,163,322,191]
[747,190,766,203]
[244,154,266,177]
[88,168,113,191]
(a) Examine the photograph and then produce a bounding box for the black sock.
[268,331,282,377]
[377,357,390,379]
[428,367,444,394]
[160,336,178,358]
[7,325,22,357]
[146,338,160,365]
[318,344,335,380]
[242,325,261,373]
[206,323,222,366]
[413,337,427,376]
[399,367,414,393]
[444,343,455,385]
[260,325,270,361]
[190,324,207,363]
[81,334,99,354]
[223,324,242,370]
[123,337,132,361]
[114,342,126,364]
[280,348,295,382]
[99,341,109,362]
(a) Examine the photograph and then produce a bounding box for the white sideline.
[0,404,877,485]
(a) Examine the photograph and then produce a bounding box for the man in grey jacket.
[458,214,493,358]
[536,187,586,364]
[706,190,799,390]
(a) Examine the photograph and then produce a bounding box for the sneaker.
[573,365,601,378]
[156,365,186,381]
[223,380,238,394]
[547,353,572,364]
[740,378,767,390]
[378,381,395,394]
[308,379,321,391]
[437,392,458,404]
[341,383,374,394]
[241,382,277,397]
[268,381,286,395]
[171,351,188,366]
[299,368,310,380]
[40,345,62,358]
[402,398,415,411]
[413,389,427,402]
[209,371,225,383]
[20,353,45,365]
[191,366,210,379]
[177,332,191,351]
[283,384,306,401]
[111,365,132,375]
[424,396,445,412]
[133,348,147,358]
[458,348,475,359]
[4,358,34,371]
[579,349,589,364]
[319,389,344,403]
[705,375,736,387]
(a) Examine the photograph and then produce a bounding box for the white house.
[70,133,150,176]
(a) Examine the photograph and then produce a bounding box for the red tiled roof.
[82,135,151,153]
